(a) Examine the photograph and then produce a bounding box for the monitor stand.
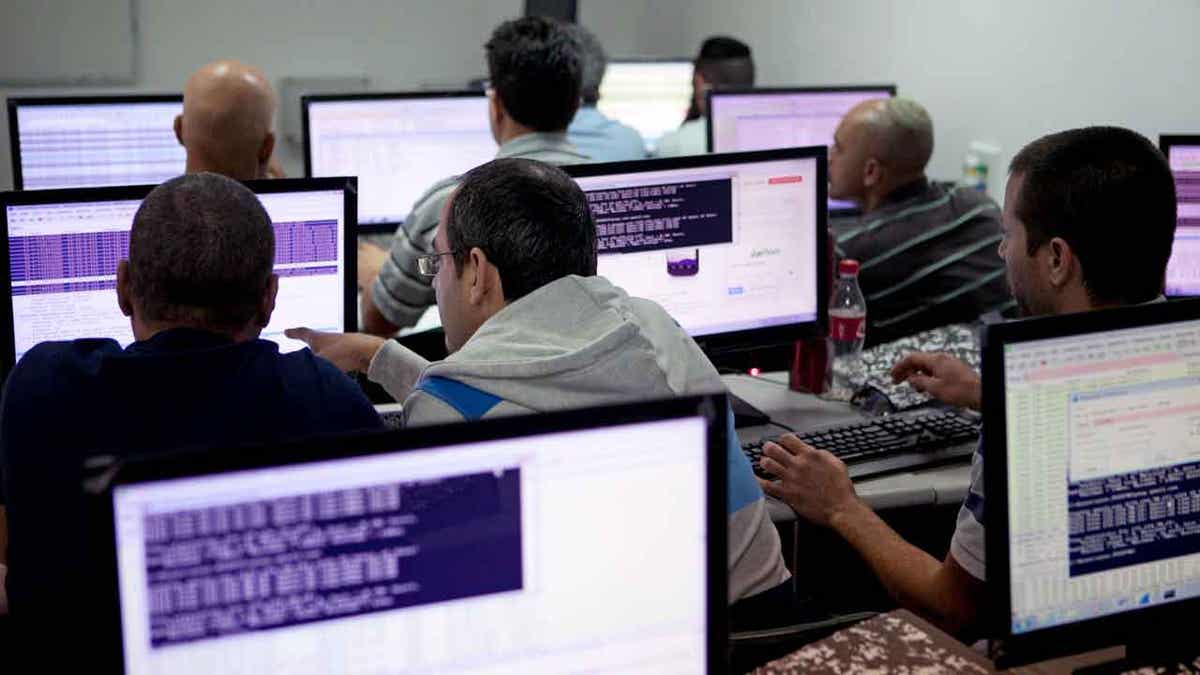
[1071,627,1197,674]
[731,393,772,429]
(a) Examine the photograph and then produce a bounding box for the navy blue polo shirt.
[0,328,383,622]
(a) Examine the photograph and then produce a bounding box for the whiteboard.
[0,0,137,85]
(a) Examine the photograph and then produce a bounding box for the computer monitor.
[99,395,727,674]
[0,177,357,377]
[707,86,896,213]
[563,147,827,356]
[595,59,694,154]
[303,92,495,232]
[1159,135,1200,296]
[7,95,186,190]
[982,300,1200,666]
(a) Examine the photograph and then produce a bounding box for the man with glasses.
[288,157,794,617]
[357,16,589,336]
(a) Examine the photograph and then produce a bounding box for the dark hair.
[485,16,582,131]
[695,35,755,88]
[128,172,275,330]
[1009,126,1176,306]
[447,158,597,301]
[568,23,606,106]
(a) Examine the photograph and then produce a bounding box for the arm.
[891,352,982,411]
[285,328,429,401]
[759,436,984,636]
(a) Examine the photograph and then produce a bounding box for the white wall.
[674,0,1200,196]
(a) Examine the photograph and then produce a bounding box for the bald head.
[829,97,934,211]
[176,60,277,181]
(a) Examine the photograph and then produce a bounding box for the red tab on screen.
[768,175,804,185]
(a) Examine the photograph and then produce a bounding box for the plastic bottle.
[961,140,1001,194]
[829,259,867,397]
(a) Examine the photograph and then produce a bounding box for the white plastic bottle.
[829,259,867,397]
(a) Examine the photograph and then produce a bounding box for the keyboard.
[742,408,981,481]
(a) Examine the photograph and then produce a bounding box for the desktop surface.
[107,399,723,674]
[596,60,694,154]
[8,96,186,190]
[304,93,495,229]
[985,302,1200,664]
[565,148,827,352]
[2,179,354,373]
[1162,137,1200,296]
[708,86,895,212]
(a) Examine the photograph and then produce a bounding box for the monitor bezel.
[0,176,359,380]
[301,90,490,234]
[982,298,1200,667]
[6,94,185,191]
[1159,135,1200,299]
[92,393,730,674]
[563,146,829,352]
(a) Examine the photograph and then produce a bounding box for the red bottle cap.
[838,259,861,276]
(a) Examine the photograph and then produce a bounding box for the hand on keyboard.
[756,435,860,529]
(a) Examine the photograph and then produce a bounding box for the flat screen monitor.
[102,395,727,674]
[596,59,694,154]
[0,177,357,377]
[564,147,828,353]
[983,300,1200,666]
[7,95,186,190]
[707,86,896,212]
[303,92,495,232]
[1160,135,1200,296]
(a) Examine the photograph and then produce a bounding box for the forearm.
[830,499,975,634]
[361,282,400,336]
[367,340,430,401]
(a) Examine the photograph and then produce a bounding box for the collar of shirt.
[124,327,238,355]
[879,176,933,208]
[494,131,579,159]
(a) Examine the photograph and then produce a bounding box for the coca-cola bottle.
[828,259,867,397]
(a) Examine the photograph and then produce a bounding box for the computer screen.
[2,179,354,372]
[596,60,694,153]
[303,93,495,229]
[110,403,718,674]
[994,311,1200,639]
[8,96,186,190]
[1161,137,1200,296]
[565,148,826,347]
[708,86,896,212]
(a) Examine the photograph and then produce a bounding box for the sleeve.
[400,389,466,427]
[948,440,986,581]
[367,340,431,402]
[371,182,456,328]
[312,358,386,431]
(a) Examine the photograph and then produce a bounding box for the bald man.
[829,98,1012,345]
[175,60,279,181]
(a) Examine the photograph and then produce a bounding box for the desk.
[723,372,973,522]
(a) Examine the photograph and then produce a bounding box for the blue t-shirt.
[0,328,383,621]
[567,106,647,163]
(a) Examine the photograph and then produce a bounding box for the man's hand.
[285,327,385,373]
[358,241,389,290]
[890,352,982,411]
[757,435,862,528]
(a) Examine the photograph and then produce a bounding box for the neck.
[132,318,257,344]
[861,173,927,214]
[495,120,541,146]
[185,153,264,182]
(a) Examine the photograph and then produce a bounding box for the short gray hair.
[866,98,934,174]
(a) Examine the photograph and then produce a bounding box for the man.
[565,24,646,162]
[289,158,792,614]
[758,126,1177,637]
[175,59,281,180]
[359,16,589,335]
[655,36,755,158]
[829,98,1011,346]
[0,173,382,633]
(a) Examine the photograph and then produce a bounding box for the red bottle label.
[829,314,866,342]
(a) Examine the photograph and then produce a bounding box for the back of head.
[1010,126,1176,305]
[863,98,934,176]
[180,60,277,180]
[485,16,582,131]
[448,158,596,301]
[129,173,275,332]
[568,23,606,106]
[695,36,755,88]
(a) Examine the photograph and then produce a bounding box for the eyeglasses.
[416,250,460,277]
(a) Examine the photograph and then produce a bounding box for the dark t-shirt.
[0,328,383,625]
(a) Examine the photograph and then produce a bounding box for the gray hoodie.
[368,275,790,603]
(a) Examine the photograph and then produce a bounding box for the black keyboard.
[742,408,981,481]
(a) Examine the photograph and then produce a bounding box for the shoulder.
[407,178,460,228]
[2,339,122,422]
